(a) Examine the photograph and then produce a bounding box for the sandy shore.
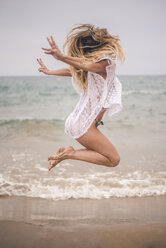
[0,196,166,248]
[0,220,166,248]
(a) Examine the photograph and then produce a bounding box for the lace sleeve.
[94,54,112,65]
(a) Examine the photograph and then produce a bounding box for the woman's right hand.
[37,58,50,74]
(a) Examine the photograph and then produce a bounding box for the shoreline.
[0,196,166,247]
[0,220,166,248]
[0,195,166,226]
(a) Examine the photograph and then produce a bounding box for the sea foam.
[0,170,165,200]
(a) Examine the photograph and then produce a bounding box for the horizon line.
[0,74,166,77]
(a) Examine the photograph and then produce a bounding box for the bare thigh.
[76,110,120,162]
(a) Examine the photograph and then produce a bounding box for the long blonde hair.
[63,24,125,92]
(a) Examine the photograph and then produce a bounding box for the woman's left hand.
[42,36,63,60]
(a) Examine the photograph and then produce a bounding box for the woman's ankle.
[63,146,75,159]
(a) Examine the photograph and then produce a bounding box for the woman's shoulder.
[94,53,116,62]
[88,53,116,81]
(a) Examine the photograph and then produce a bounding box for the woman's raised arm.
[37,58,72,76]
[42,36,108,75]
[60,55,109,74]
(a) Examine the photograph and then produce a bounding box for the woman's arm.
[42,36,109,75]
[48,68,72,76]
[37,58,72,76]
[60,55,108,74]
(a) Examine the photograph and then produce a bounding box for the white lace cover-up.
[64,54,123,139]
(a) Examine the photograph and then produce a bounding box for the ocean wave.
[0,118,65,126]
[0,170,166,200]
[123,89,166,96]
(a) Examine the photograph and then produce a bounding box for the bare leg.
[48,108,120,171]
[48,146,110,171]
[64,147,113,166]
[48,124,120,171]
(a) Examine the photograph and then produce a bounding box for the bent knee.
[107,154,120,167]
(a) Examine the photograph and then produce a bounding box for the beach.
[1,0,166,245]
[0,195,166,248]
[0,75,166,247]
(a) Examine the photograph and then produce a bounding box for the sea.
[0,75,166,200]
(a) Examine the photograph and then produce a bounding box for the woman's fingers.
[51,35,56,46]
[37,58,45,66]
[42,47,50,51]
[38,66,43,72]
[39,58,45,66]
[37,58,42,66]
[44,51,52,54]
[42,47,54,55]
[37,58,46,71]
[47,36,55,47]
[47,36,53,47]
[38,67,46,72]
[47,36,57,48]
[41,37,61,58]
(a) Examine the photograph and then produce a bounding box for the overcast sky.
[0,0,166,76]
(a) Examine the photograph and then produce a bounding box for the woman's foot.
[48,159,59,171]
[48,145,74,160]
[48,146,65,161]
[56,146,65,155]
[48,146,65,171]
[48,146,74,171]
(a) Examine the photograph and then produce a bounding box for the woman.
[37,24,125,171]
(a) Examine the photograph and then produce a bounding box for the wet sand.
[0,196,166,248]
[0,220,166,248]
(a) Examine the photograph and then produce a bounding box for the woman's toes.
[48,146,65,161]
[48,156,52,161]
[48,145,74,163]
[48,159,60,171]
[57,146,65,154]
[48,160,55,171]
[65,146,74,153]
[48,155,56,161]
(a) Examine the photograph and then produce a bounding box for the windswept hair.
[63,24,125,92]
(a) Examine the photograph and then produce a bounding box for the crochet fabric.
[65,54,123,139]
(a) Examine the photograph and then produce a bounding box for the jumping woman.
[37,24,125,171]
